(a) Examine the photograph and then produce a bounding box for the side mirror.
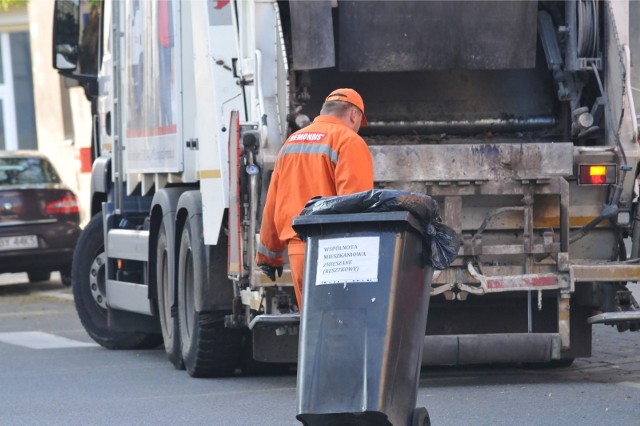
[52,0,101,78]
[52,0,80,71]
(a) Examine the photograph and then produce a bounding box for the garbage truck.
[53,0,640,376]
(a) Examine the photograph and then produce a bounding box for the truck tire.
[177,213,242,377]
[72,213,162,349]
[156,222,184,369]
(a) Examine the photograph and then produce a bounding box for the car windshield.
[0,157,62,185]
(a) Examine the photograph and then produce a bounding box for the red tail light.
[45,193,80,215]
[578,164,617,185]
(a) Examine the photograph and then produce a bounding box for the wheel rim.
[184,247,194,338]
[160,248,174,339]
[89,252,107,309]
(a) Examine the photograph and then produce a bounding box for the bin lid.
[292,211,424,238]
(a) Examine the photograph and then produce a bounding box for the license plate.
[0,235,38,251]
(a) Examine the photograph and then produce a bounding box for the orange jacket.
[256,115,374,266]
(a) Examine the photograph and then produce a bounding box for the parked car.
[0,151,81,285]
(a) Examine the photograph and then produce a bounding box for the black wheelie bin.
[292,211,433,426]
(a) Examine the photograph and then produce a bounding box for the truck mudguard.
[176,190,233,312]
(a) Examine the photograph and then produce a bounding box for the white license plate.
[0,235,38,251]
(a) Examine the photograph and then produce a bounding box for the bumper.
[0,221,81,273]
[432,260,640,298]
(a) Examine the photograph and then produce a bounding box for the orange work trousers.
[288,240,306,310]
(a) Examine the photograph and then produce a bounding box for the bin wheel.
[411,407,430,426]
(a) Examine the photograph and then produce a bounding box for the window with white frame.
[0,31,37,151]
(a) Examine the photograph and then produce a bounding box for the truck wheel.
[177,214,242,377]
[72,213,162,349]
[156,222,184,369]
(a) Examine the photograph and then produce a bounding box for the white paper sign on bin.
[316,236,380,285]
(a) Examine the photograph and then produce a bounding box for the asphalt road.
[0,274,638,425]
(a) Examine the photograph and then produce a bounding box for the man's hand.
[258,264,283,282]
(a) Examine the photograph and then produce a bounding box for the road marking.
[0,331,98,349]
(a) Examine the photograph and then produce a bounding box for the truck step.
[248,313,300,330]
[587,311,640,325]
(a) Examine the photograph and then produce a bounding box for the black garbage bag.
[425,219,461,270]
[299,189,460,269]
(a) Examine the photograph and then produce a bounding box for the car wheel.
[72,213,162,349]
[177,213,242,377]
[27,271,51,282]
[156,221,184,369]
[60,266,72,286]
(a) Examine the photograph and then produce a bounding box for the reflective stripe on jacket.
[256,115,374,266]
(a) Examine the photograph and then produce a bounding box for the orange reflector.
[578,164,616,185]
[117,259,123,270]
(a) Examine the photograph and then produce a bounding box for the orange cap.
[325,88,368,126]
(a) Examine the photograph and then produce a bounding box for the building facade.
[0,5,37,151]
[1,1,91,223]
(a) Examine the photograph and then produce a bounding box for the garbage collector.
[256,88,374,308]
